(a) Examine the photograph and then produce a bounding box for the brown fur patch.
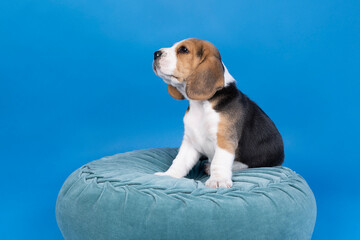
[167,85,184,100]
[217,113,238,154]
[174,39,224,100]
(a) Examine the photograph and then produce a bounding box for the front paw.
[154,172,168,176]
[205,176,233,188]
[154,171,181,178]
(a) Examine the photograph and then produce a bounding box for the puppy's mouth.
[152,61,159,74]
[153,65,178,80]
[164,74,178,79]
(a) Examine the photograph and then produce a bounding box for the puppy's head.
[153,38,224,100]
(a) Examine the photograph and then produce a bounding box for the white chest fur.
[183,100,220,161]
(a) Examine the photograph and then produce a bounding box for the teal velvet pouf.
[56,148,316,240]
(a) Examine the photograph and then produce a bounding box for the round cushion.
[56,148,316,240]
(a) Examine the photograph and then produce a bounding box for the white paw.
[154,171,181,178]
[205,176,233,188]
[154,172,168,176]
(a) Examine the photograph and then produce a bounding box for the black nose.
[154,50,162,60]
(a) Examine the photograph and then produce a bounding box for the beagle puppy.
[153,38,284,188]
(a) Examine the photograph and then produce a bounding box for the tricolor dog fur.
[153,38,284,188]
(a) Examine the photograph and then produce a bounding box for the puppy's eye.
[178,46,189,54]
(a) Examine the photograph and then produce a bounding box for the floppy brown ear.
[168,85,185,100]
[185,51,224,100]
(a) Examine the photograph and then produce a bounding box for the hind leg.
[232,161,248,171]
[204,161,211,175]
[204,160,248,175]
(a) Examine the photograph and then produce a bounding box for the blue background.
[1,0,359,239]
